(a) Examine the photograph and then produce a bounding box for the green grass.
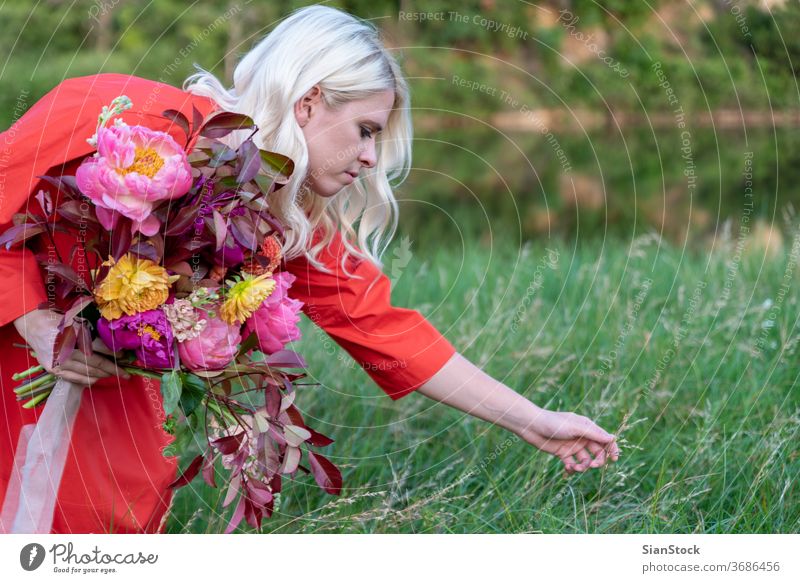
[165,229,800,533]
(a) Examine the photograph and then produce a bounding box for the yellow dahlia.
[94,254,180,320]
[220,273,276,324]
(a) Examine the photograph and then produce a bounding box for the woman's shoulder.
[52,73,219,117]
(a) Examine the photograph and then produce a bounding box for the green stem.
[14,372,56,394]
[15,380,57,400]
[22,390,51,409]
[121,366,163,380]
[12,364,44,381]
[204,396,237,427]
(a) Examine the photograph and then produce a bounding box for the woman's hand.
[13,309,130,387]
[417,353,620,475]
[519,409,620,475]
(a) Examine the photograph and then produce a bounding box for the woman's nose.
[358,140,377,168]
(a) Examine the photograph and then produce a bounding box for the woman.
[0,6,618,534]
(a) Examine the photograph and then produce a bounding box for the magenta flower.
[244,272,303,354]
[76,123,192,236]
[97,309,175,369]
[178,308,242,371]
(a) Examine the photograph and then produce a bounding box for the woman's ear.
[294,85,323,128]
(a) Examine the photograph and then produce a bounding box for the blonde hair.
[183,5,412,275]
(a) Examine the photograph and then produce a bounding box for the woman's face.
[294,87,394,197]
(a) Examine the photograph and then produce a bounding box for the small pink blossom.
[178,308,241,371]
[244,272,303,354]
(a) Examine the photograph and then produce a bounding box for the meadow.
[165,226,800,533]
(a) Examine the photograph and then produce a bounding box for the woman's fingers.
[51,367,104,386]
[573,448,593,471]
[586,442,607,468]
[83,352,131,379]
[561,454,577,474]
[56,352,130,381]
[606,439,620,461]
[53,358,107,386]
[573,414,616,444]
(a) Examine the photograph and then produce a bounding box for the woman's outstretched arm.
[416,352,620,474]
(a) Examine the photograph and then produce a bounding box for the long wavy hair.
[183,5,412,275]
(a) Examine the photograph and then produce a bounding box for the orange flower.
[242,234,282,276]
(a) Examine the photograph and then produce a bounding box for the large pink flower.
[244,271,304,354]
[76,124,192,236]
[178,308,242,371]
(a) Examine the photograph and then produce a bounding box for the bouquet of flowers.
[1,96,341,532]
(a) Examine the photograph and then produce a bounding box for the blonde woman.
[0,5,618,533]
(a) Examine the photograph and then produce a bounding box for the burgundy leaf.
[260,436,281,475]
[208,143,237,167]
[56,200,95,224]
[62,296,94,328]
[110,216,133,259]
[76,321,93,355]
[45,263,88,290]
[236,331,259,358]
[244,497,261,530]
[56,279,74,301]
[164,207,200,236]
[266,425,287,448]
[167,454,203,489]
[165,261,194,277]
[269,474,282,494]
[185,238,209,252]
[259,150,294,182]
[307,428,335,447]
[53,326,77,368]
[212,210,227,251]
[265,350,307,369]
[161,109,190,139]
[264,386,281,419]
[236,140,261,184]
[224,494,246,534]
[259,211,286,237]
[202,453,217,488]
[307,451,342,495]
[200,112,255,139]
[223,472,242,507]
[284,404,305,427]
[280,446,301,474]
[0,223,45,249]
[246,479,273,506]
[211,431,245,455]
[229,215,257,250]
[34,190,53,216]
[192,105,203,134]
[36,175,81,199]
[148,233,165,258]
[128,242,159,262]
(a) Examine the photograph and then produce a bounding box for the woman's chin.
[309,176,347,198]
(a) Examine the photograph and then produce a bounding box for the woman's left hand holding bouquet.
[14,308,131,388]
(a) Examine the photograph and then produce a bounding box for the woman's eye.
[360,126,373,139]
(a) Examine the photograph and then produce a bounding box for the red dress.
[0,74,456,533]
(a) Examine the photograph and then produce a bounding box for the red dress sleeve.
[284,230,457,400]
[0,78,101,326]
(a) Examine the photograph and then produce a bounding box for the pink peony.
[244,271,304,354]
[178,308,242,371]
[76,123,192,236]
